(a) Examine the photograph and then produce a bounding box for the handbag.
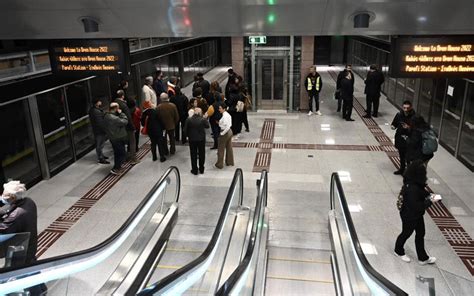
[244,95,252,110]
[236,100,245,112]
[141,116,149,135]
[396,184,407,211]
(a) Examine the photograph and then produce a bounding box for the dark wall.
[314,36,331,65]
[220,37,232,65]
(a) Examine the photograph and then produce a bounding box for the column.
[231,37,244,79]
[300,36,314,111]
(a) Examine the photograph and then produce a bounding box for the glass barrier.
[330,172,407,296]
[138,168,244,295]
[0,167,181,295]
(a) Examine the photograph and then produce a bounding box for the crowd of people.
[88,68,250,175]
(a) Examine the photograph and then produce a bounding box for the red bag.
[141,116,149,135]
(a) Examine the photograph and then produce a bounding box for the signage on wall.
[48,39,129,76]
[249,36,267,45]
[390,36,474,78]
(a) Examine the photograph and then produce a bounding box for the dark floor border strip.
[36,141,151,258]
[253,119,275,173]
[328,68,474,277]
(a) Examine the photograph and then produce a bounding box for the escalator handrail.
[0,166,181,293]
[215,170,267,296]
[330,172,408,295]
[138,168,244,295]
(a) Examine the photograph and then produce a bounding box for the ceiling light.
[417,16,427,22]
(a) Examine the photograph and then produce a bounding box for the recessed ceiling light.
[417,16,427,22]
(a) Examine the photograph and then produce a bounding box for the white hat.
[2,180,26,199]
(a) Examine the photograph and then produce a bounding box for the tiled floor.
[25,66,474,294]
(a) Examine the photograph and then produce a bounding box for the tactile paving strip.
[253,119,275,172]
[328,69,474,276]
[36,141,151,258]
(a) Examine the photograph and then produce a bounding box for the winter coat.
[104,111,128,141]
[337,70,355,90]
[0,197,38,263]
[153,79,166,97]
[184,114,210,142]
[400,182,431,221]
[157,101,179,130]
[364,70,385,96]
[114,98,134,131]
[340,78,354,100]
[141,108,165,139]
[88,106,106,135]
[170,94,189,120]
[391,110,415,149]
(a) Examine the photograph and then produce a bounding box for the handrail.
[215,170,268,296]
[138,168,244,295]
[330,172,407,295]
[0,166,181,295]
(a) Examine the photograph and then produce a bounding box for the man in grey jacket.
[104,103,129,175]
[184,108,209,175]
[88,97,109,164]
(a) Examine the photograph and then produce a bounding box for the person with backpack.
[394,160,438,265]
[391,100,416,175]
[406,115,437,166]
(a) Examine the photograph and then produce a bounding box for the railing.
[215,170,268,296]
[138,168,244,295]
[0,166,181,295]
[329,172,407,296]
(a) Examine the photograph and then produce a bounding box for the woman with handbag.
[394,159,438,265]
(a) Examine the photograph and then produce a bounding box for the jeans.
[308,92,320,112]
[111,140,126,170]
[94,133,107,161]
[395,216,429,261]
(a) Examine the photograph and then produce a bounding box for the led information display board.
[390,36,474,78]
[49,39,129,76]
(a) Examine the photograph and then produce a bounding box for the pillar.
[231,37,244,79]
[300,36,314,111]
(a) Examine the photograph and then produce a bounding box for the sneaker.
[307,111,313,116]
[110,169,120,175]
[98,159,110,164]
[316,110,322,116]
[394,252,411,263]
[419,257,436,265]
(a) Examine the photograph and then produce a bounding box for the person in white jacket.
[142,76,157,107]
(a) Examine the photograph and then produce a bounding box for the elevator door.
[257,57,287,110]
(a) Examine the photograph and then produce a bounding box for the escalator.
[216,171,408,296]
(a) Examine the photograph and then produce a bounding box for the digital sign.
[49,39,129,76]
[390,36,474,78]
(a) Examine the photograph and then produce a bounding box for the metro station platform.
[23,66,474,295]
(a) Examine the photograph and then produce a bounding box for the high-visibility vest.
[307,76,320,91]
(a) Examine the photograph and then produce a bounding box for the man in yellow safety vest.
[304,66,323,116]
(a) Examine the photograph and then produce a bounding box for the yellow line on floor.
[267,275,334,284]
[269,257,331,264]
[166,248,203,253]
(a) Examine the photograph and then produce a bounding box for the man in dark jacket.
[391,100,416,175]
[363,65,385,118]
[336,65,355,112]
[104,103,129,175]
[157,93,180,155]
[304,66,323,116]
[184,108,210,175]
[153,70,166,97]
[340,71,355,121]
[0,181,38,264]
[170,87,189,144]
[141,106,167,162]
[225,68,237,100]
[88,97,109,164]
[115,90,139,164]
[195,72,210,98]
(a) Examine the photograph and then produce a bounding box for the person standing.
[364,65,385,118]
[142,76,158,108]
[227,85,243,138]
[127,98,142,152]
[88,97,109,164]
[184,108,210,175]
[115,91,139,164]
[215,103,234,169]
[153,70,166,98]
[195,72,210,98]
[391,101,416,175]
[208,85,224,150]
[225,68,237,100]
[104,103,129,175]
[141,103,167,162]
[304,66,323,116]
[157,93,179,155]
[340,71,355,121]
[406,115,436,166]
[336,65,355,112]
[394,160,438,265]
[170,86,189,144]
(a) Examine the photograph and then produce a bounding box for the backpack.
[421,128,438,155]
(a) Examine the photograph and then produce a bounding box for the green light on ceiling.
[267,0,276,5]
[267,13,276,24]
